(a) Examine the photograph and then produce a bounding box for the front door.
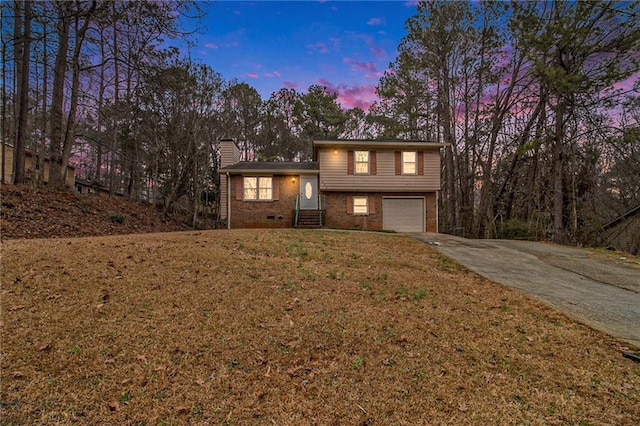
[299,176,318,210]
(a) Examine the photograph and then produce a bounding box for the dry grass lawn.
[1,229,639,425]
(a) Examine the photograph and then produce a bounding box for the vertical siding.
[220,140,240,168]
[219,140,240,222]
[319,148,441,191]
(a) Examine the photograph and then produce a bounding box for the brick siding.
[323,192,437,232]
[229,175,298,228]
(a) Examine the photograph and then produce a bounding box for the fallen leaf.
[108,402,120,412]
[287,366,305,376]
[9,305,25,311]
[458,403,468,412]
[136,354,146,362]
[39,342,52,351]
[12,371,24,378]
[176,406,189,414]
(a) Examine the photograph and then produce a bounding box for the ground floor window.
[353,196,369,214]
[244,177,272,200]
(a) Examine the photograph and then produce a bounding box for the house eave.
[320,188,437,193]
[313,139,449,149]
[223,168,320,175]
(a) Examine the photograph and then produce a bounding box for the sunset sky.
[192,1,418,110]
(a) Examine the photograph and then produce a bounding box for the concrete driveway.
[412,233,640,348]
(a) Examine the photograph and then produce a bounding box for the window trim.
[354,150,370,175]
[402,151,417,175]
[243,176,273,201]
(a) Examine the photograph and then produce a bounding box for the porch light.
[292,177,296,183]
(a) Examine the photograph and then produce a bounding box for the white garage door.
[383,198,425,232]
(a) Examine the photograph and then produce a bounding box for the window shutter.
[346,196,354,214]
[370,151,377,175]
[272,177,279,200]
[235,177,243,200]
[395,151,401,175]
[347,150,354,175]
[369,196,376,214]
[418,151,424,176]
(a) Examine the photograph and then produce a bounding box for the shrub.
[497,219,534,240]
[108,211,125,224]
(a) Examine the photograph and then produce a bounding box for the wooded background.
[2,0,639,247]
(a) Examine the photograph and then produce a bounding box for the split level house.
[219,139,446,233]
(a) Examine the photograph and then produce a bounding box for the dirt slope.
[0,185,186,240]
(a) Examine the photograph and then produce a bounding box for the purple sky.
[192,1,418,110]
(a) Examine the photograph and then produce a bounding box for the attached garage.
[382,197,425,232]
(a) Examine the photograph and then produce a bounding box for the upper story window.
[243,177,272,200]
[395,150,423,176]
[354,151,369,174]
[402,151,417,175]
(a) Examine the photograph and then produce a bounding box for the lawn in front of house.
[1,229,638,424]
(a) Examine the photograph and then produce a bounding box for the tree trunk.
[109,3,119,196]
[36,9,48,186]
[95,25,106,183]
[49,2,96,189]
[60,12,91,185]
[48,4,70,189]
[13,0,30,185]
[553,97,566,244]
[1,6,9,184]
[440,67,457,235]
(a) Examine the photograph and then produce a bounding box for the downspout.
[436,190,440,234]
[227,172,231,229]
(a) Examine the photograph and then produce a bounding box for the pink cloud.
[316,78,378,111]
[355,34,386,60]
[343,57,378,73]
[307,38,341,54]
[283,81,299,89]
[204,42,218,49]
[264,70,281,78]
[613,72,640,92]
[273,70,281,77]
[246,72,259,79]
